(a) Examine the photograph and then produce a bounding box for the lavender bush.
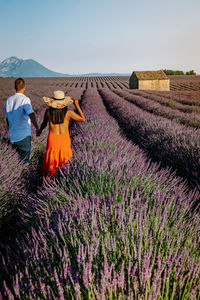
[112,89,200,128]
[0,138,25,227]
[129,90,200,114]
[147,90,200,107]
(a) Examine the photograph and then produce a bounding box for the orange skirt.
[42,129,73,177]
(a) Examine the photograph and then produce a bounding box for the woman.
[37,90,85,177]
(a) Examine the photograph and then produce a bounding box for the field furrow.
[112,89,200,128]
[129,90,200,114]
[99,88,200,189]
[146,90,200,107]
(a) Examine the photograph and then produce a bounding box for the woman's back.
[48,109,70,135]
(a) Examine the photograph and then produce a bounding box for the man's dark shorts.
[12,136,31,163]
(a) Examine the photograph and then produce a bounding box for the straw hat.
[43,90,74,109]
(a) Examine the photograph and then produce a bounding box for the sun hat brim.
[43,96,74,109]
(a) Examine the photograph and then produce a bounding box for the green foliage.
[0,117,6,124]
[177,117,200,129]
[163,69,197,75]
[185,70,196,75]
[165,101,175,108]
[163,69,184,75]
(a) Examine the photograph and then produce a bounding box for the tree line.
[163,69,196,75]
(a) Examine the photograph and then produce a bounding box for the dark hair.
[49,106,68,124]
[15,78,25,91]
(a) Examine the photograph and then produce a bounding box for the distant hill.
[0,56,70,77]
[0,56,131,78]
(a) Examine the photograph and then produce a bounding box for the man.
[4,78,39,163]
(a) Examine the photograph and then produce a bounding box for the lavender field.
[0,76,200,299]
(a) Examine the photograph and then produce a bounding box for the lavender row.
[1,89,199,299]
[3,187,199,299]
[112,89,200,129]
[147,90,200,107]
[0,140,25,226]
[99,88,200,188]
[128,89,200,114]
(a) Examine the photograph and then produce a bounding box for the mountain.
[0,57,70,77]
[0,56,131,77]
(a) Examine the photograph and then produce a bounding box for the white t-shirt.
[4,93,34,142]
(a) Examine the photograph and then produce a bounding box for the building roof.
[132,70,169,80]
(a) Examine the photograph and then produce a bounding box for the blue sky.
[0,0,200,74]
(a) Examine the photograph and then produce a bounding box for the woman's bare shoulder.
[64,109,73,120]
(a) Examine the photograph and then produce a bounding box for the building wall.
[129,74,138,89]
[138,79,170,91]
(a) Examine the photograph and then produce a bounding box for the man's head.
[15,78,26,93]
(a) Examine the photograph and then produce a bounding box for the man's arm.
[4,102,9,129]
[6,118,9,129]
[29,113,39,130]
[37,109,49,136]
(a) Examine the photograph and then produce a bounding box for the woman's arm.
[37,109,49,136]
[68,98,85,122]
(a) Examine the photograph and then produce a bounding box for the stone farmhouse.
[129,70,170,91]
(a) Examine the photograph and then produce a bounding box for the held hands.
[36,128,41,136]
